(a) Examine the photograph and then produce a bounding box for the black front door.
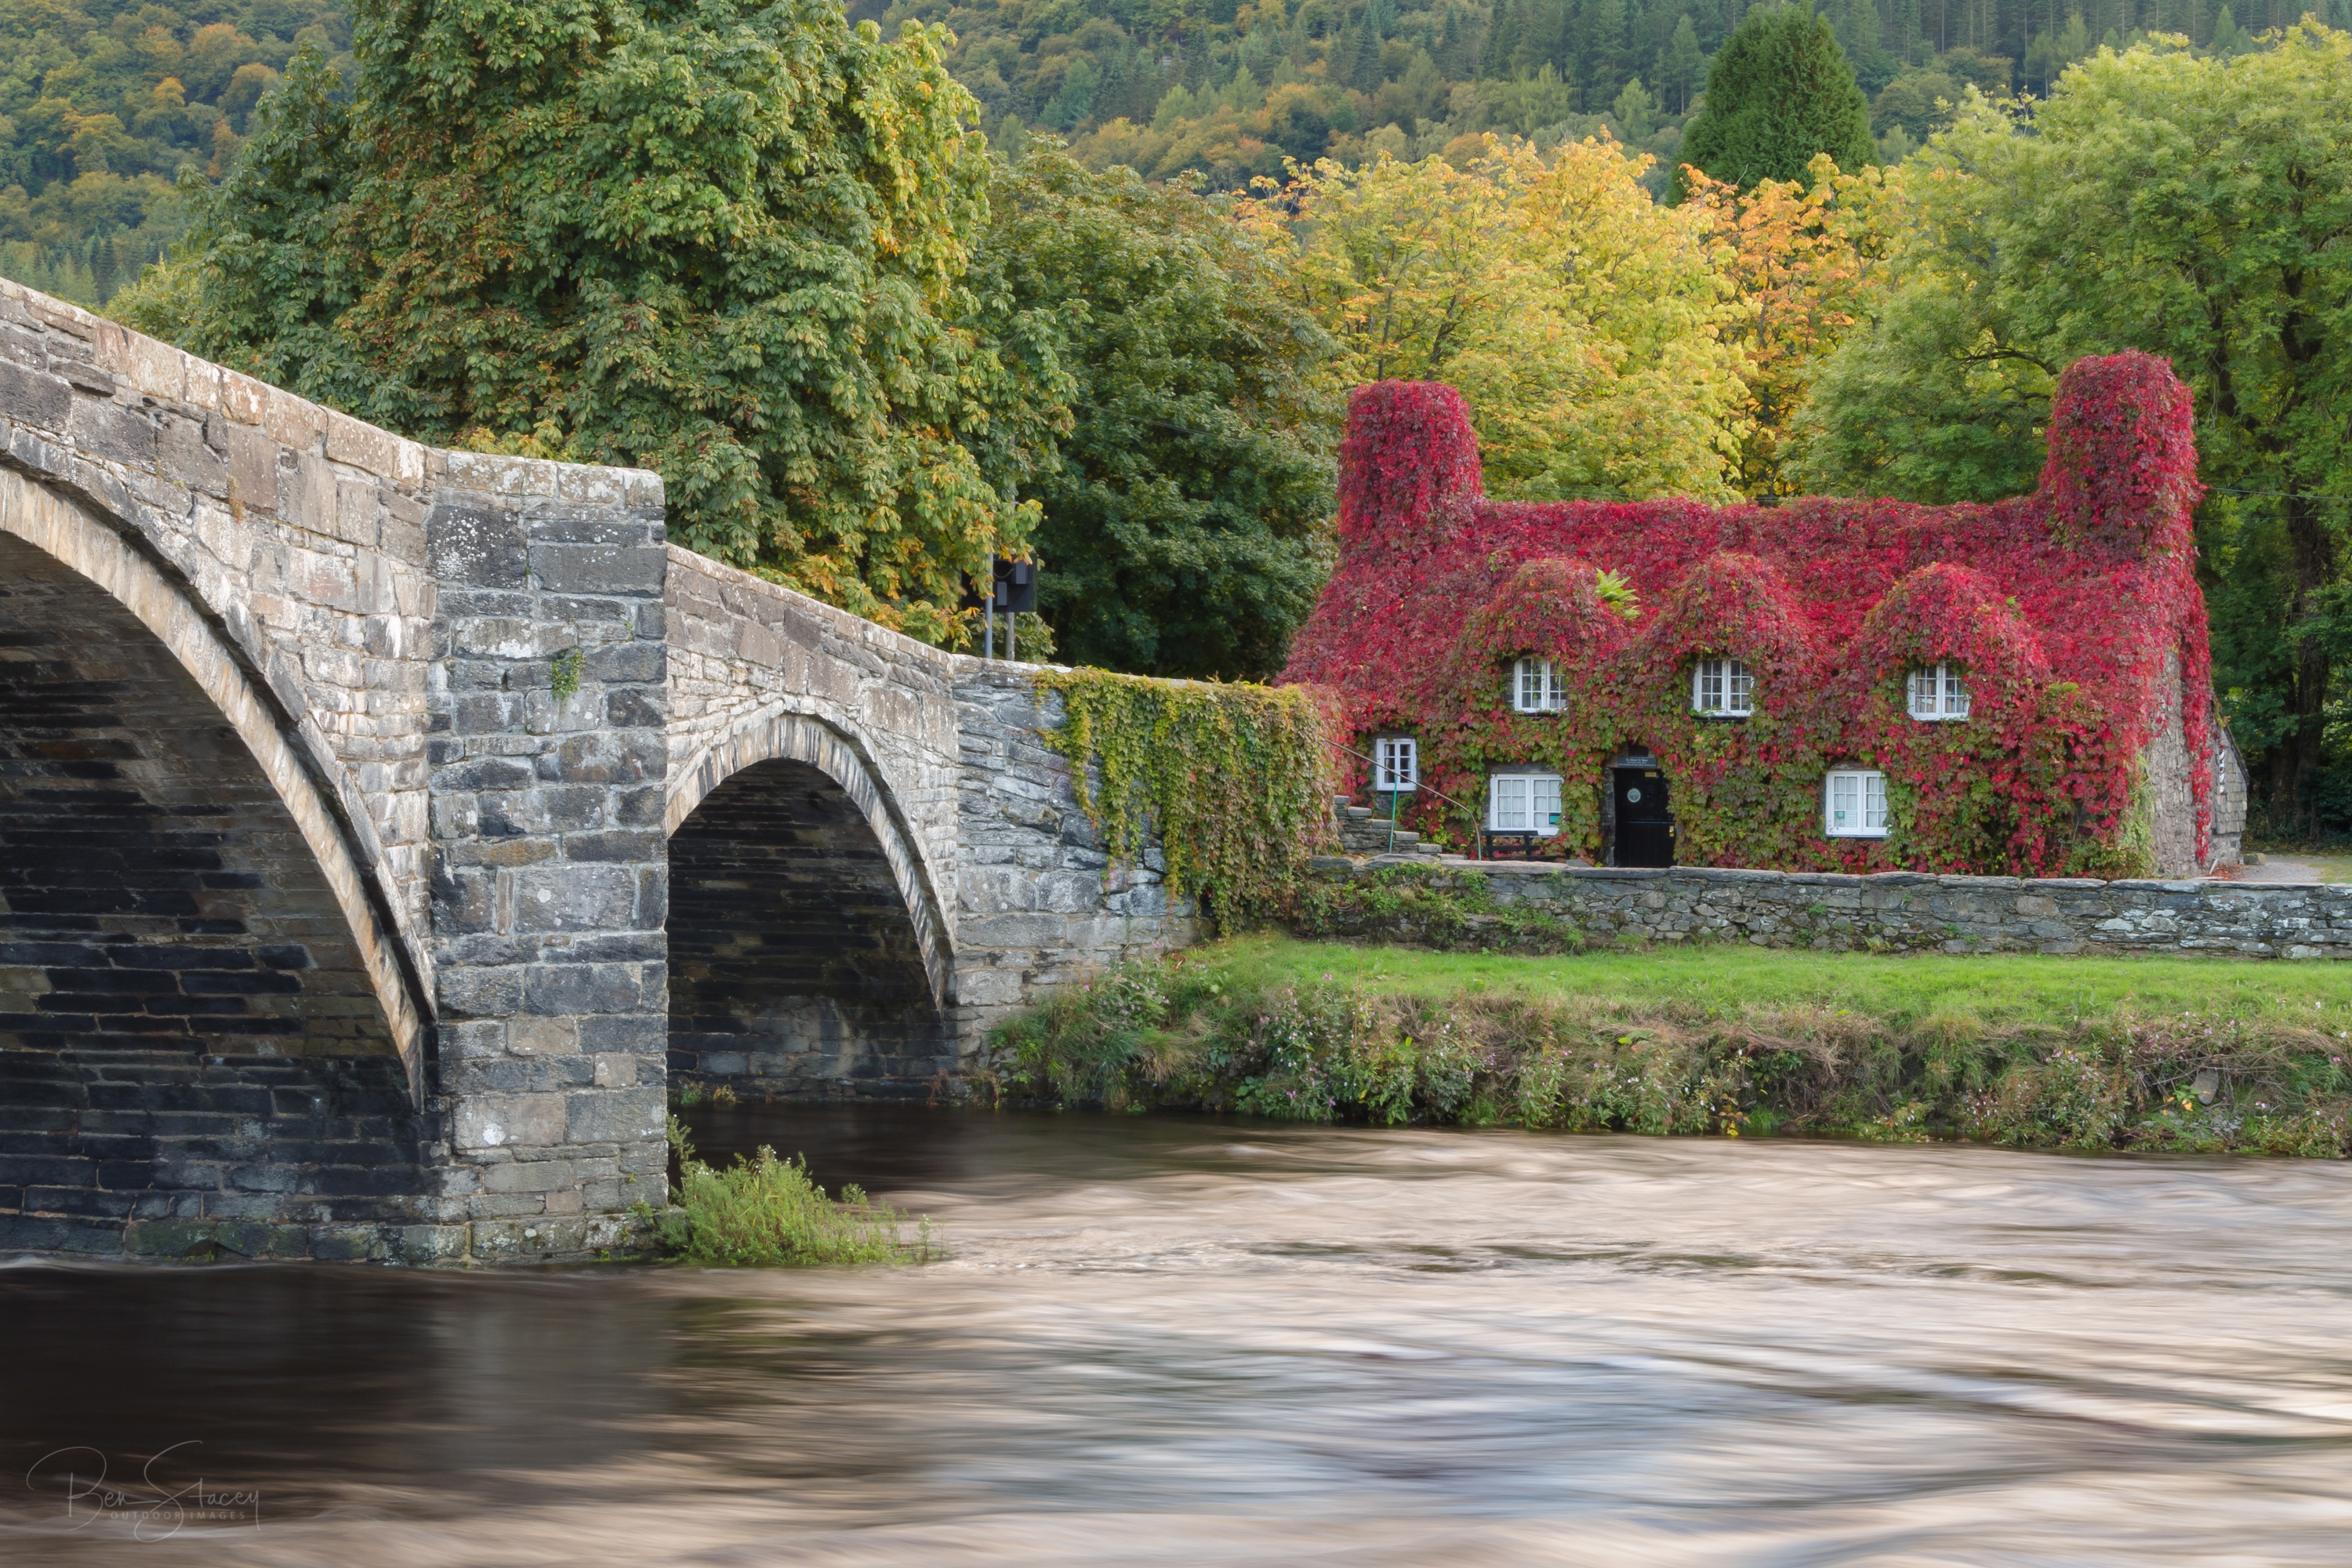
[1613,767,1674,867]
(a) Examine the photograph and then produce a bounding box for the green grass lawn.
[1210,932,2352,1031]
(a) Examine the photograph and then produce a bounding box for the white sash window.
[1824,769,1889,837]
[1691,657,1752,717]
[1374,737,1418,793]
[1907,662,1971,720]
[1512,657,1564,713]
[1487,773,1563,836]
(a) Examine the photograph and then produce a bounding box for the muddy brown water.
[5,1105,2351,1565]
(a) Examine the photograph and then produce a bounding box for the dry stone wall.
[1314,859,2352,959]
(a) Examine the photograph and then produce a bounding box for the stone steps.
[1333,797,1442,857]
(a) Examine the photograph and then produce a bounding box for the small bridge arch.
[666,705,953,1009]
[665,707,957,1094]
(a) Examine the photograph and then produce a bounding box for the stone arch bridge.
[0,282,1195,1263]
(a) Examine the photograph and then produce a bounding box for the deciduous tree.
[118,0,1062,640]
[1796,29,2352,826]
[969,146,1338,679]
[1247,136,1751,504]
[1686,152,1905,496]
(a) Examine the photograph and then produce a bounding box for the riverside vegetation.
[990,934,2352,1156]
[647,1116,934,1267]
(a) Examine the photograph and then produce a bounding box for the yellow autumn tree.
[1685,154,1908,497]
[1243,136,1752,503]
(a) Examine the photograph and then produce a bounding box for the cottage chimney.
[1338,382,1483,560]
[2039,351,2202,558]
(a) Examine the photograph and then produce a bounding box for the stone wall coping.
[0,277,659,502]
[665,543,960,673]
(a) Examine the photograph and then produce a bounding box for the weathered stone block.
[452,1093,569,1153]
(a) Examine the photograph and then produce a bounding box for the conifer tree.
[1579,0,1630,106]
[1671,2,1875,199]
[1891,0,1923,59]
[1659,14,1708,112]
[1483,0,1523,77]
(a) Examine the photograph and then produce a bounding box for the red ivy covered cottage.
[1280,353,2247,879]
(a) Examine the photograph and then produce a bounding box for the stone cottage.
[1281,353,2245,878]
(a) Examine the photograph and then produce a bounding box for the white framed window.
[1691,657,1753,717]
[1487,773,1564,836]
[1824,769,1889,838]
[1511,657,1565,713]
[1374,736,1418,793]
[1907,662,1972,720]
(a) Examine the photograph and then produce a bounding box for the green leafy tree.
[1671,2,1875,200]
[971,146,1338,678]
[1796,30,2352,827]
[1788,142,2053,505]
[116,0,1063,640]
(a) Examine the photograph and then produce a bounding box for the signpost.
[965,556,1040,661]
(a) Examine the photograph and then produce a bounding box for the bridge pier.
[0,280,1197,1264]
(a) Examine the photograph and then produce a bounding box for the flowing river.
[5,1105,2352,1565]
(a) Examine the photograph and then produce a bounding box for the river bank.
[986,935,2352,1156]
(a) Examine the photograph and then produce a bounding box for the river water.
[5,1105,2352,1565]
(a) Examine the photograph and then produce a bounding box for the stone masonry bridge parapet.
[0,281,1194,1265]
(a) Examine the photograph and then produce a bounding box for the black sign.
[990,557,1038,613]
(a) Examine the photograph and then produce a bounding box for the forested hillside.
[16,0,2352,306]
[0,2,350,302]
[869,0,2352,189]
[10,3,2352,829]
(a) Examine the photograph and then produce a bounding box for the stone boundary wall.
[1315,858,2352,959]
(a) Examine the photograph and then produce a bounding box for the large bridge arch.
[0,469,427,1081]
[1,478,431,1250]
[665,709,955,1094]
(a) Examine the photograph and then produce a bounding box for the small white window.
[1824,769,1889,838]
[1691,657,1752,717]
[1907,662,1971,720]
[1511,657,1564,713]
[1374,737,1418,793]
[1488,773,1563,836]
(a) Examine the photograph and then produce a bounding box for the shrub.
[650,1119,931,1267]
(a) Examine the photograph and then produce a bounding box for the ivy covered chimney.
[1338,381,1483,558]
[2040,350,2203,558]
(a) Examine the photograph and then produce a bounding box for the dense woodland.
[16,0,2352,297]
[6,0,2352,835]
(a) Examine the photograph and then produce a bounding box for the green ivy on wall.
[1034,668,1339,931]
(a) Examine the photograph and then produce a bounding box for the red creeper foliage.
[1281,354,2217,877]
